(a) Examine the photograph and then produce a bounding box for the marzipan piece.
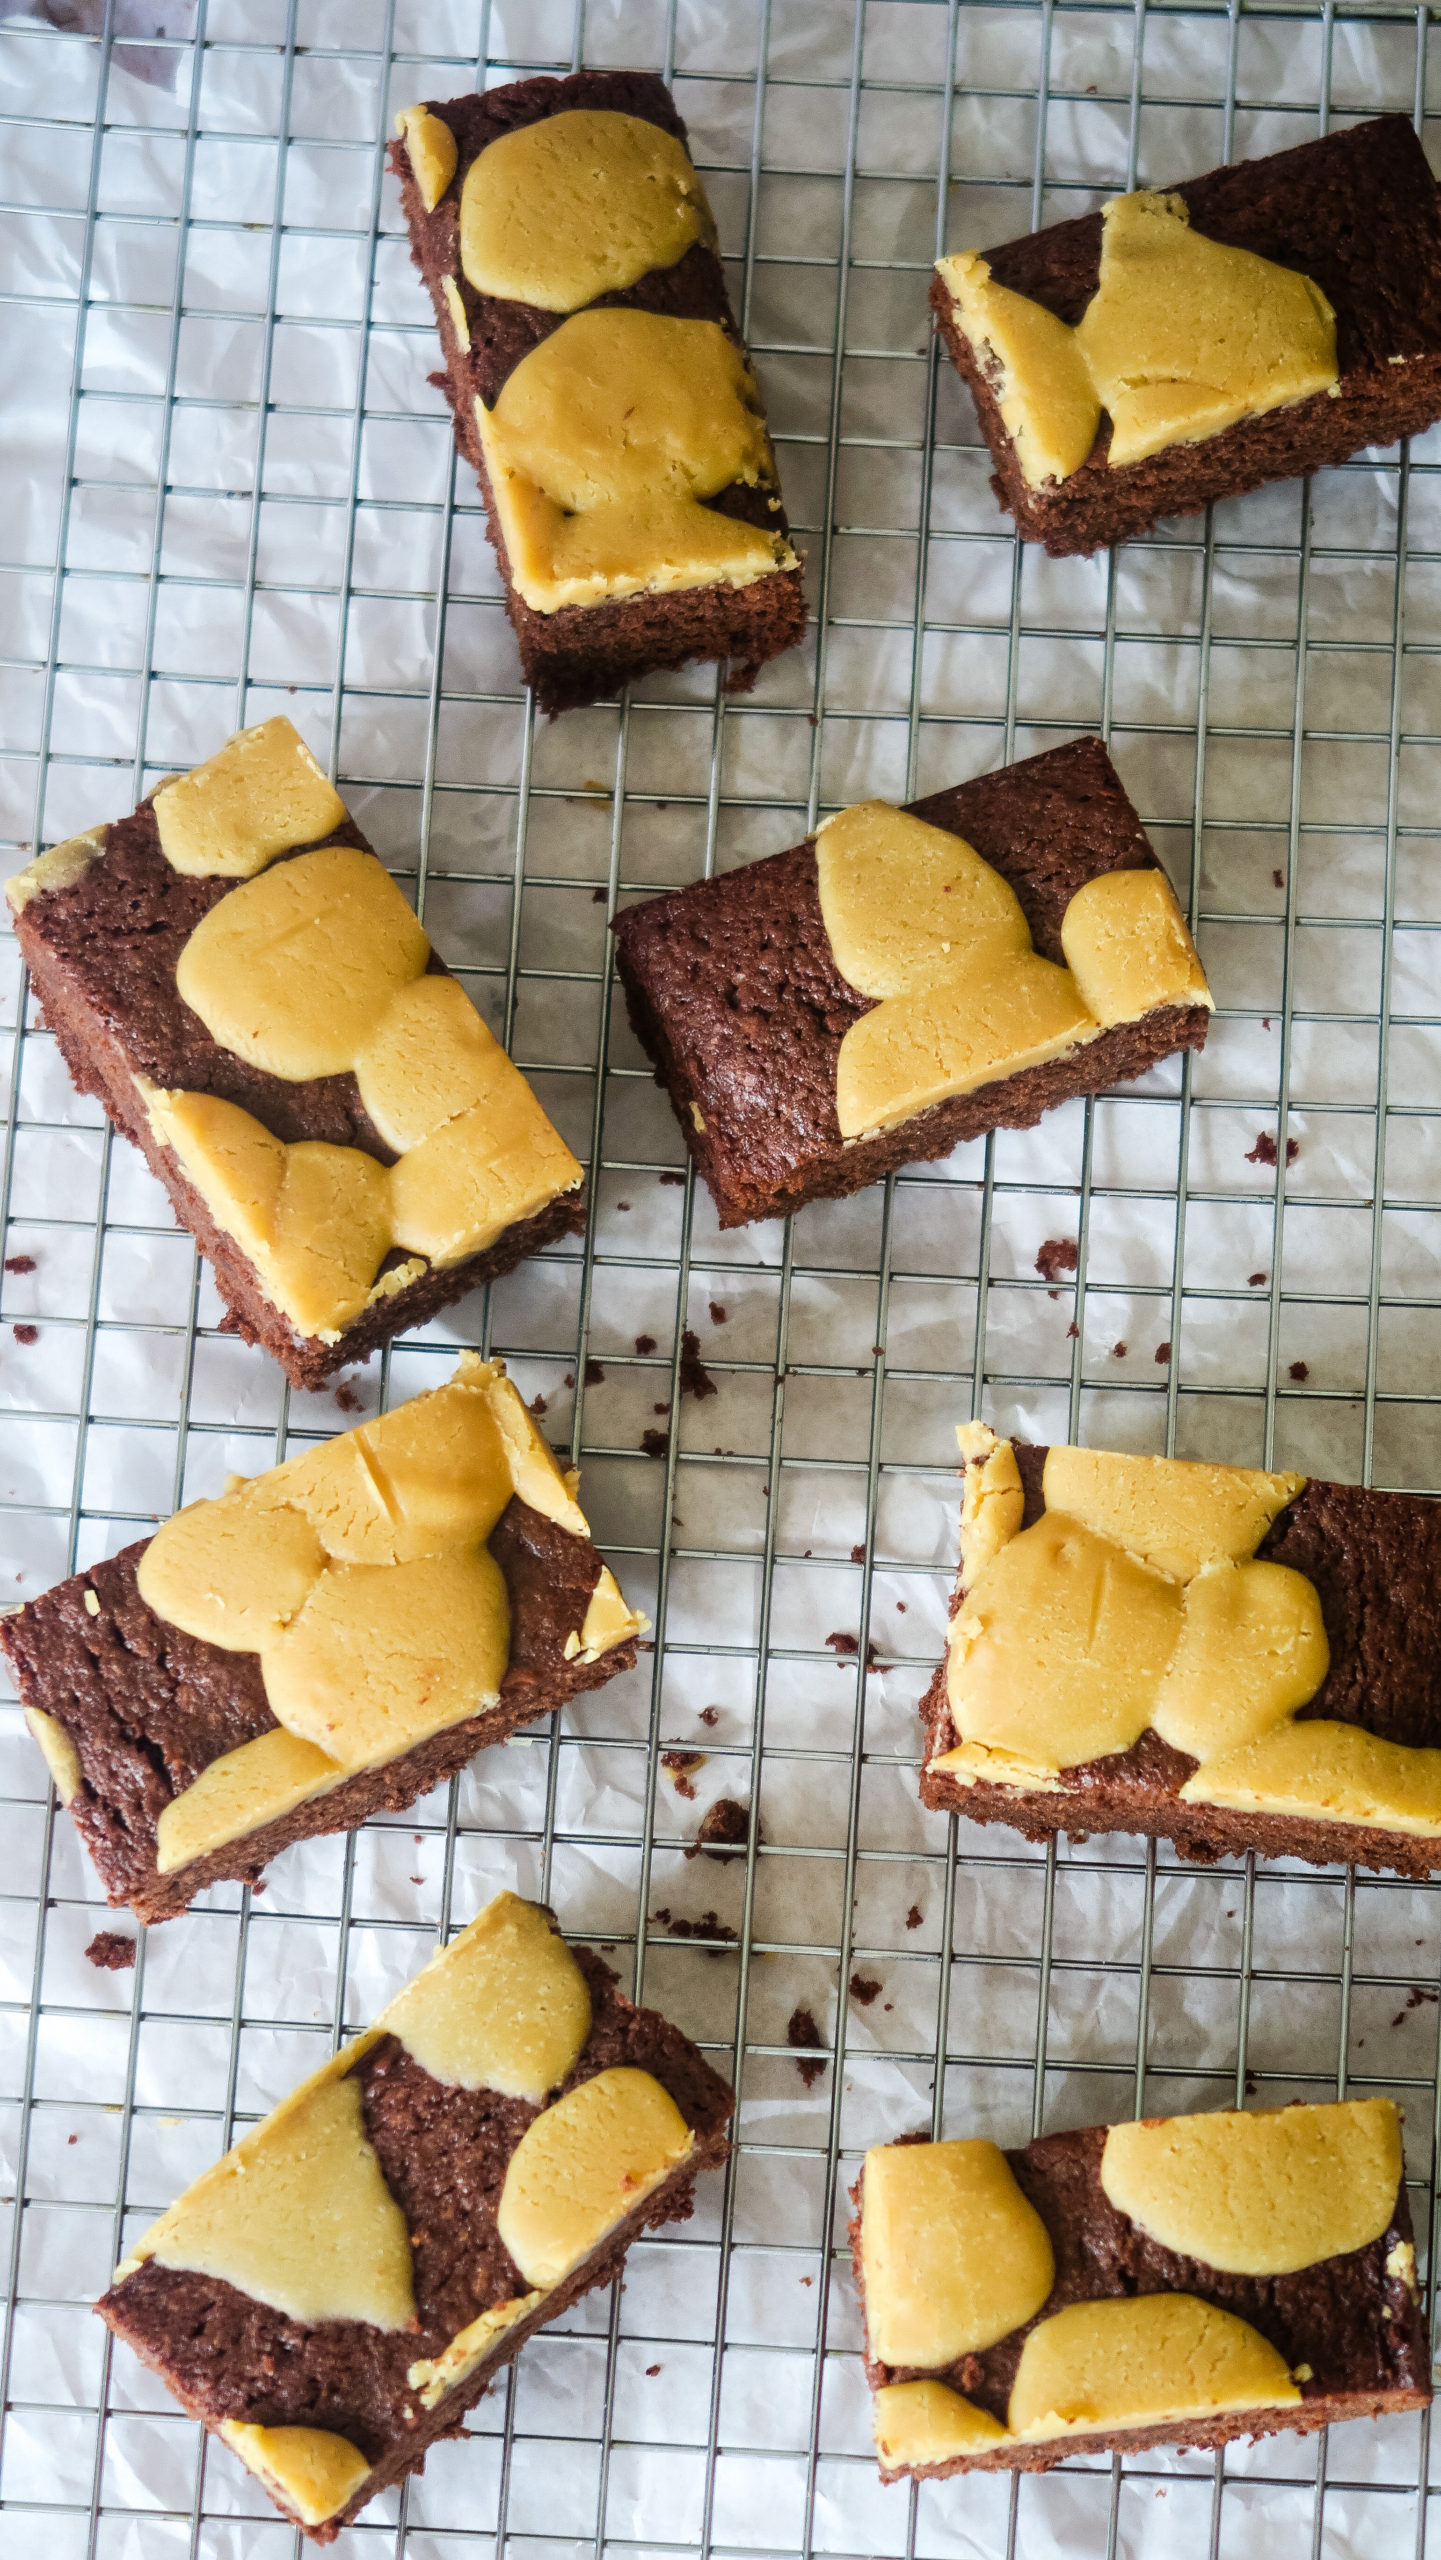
[393,104,457,211]
[380,1892,592,2102]
[860,2139,1054,2368]
[459,108,711,311]
[219,2423,372,2530]
[873,2379,1008,2471]
[498,2066,695,2287]
[1100,2100,1402,2275]
[476,308,796,614]
[152,718,348,880]
[813,800,1209,1138]
[935,189,1337,488]
[1008,2294,1300,2438]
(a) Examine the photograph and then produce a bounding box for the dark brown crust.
[10,804,587,1388]
[933,115,1441,555]
[919,1444,1441,1878]
[849,2116,1429,2479]
[2,1503,636,1925]
[611,736,1209,1227]
[98,1945,733,2539]
[388,68,806,713]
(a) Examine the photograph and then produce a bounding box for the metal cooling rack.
[4,1,1441,2553]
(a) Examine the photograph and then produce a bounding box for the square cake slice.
[851,2097,1428,2479]
[5,717,586,1388]
[98,1891,733,2538]
[612,736,1210,1227]
[389,69,806,712]
[921,1427,1441,1877]
[2,1354,644,1923]
[932,114,1441,555]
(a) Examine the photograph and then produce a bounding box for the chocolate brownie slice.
[389,70,806,712]
[99,1894,733,2538]
[933,115,1441,554]
[3,1357,644,1923]
[921,1430,1441,1876]
[851,2100,1428,2478]
[612,736,1211,1227]
[5,719,586,1388]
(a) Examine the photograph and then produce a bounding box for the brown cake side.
[935,114,1441,554]
[10,795,586,1388]
[920,1444,1441,1878]
[612,735,1209,1226]
[98,1944,733,2539]
[3,1504,636,1925]
[848,2116,1429,2478]
[389,68,806,712]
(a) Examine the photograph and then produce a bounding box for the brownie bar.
[390,70,806,712]
[612,737,1210,1227]
[850,2101,1428,2478]
[99,1896,733,2538]
[934,115,1441,554]
[2,1359,643,1923]
[6,722,586,1388]
[921,1434,1441,1877]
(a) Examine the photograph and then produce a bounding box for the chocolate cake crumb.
[661,1749,705,1799]
[1273,869,1285,889]
[12,1323,38,1345]
[617,1201,631,1212]
[334,1383,362,1413]
[1249,1272,1268,1287]
[635,1334,657,1355]
[1290,1360,1310,1383]
[680,1330,718,1400]
[584,1358,605,1386]
[4,1253,35,1275]
[1390,1986,1438,2027]
[651,1905,738,1952]
[86,1930,136,1971]
[685,1796,751,1859]
[642,1426,670,1458]
[849,1974,882,2007]
[709,1300,727,1324]
[827,1630,859,1656]
[1035,1238,1079,1283]
[1113,1341,1127,1359]
[592,887,606,902]
[659,1171,686,1186]
[1246,1130,1300,1167]
[529,1391,549,1416]
[787,2005,826,2087]
[1067,1320,1080,1338]
[697,1705,719,1727]
[905,1903,923,1930]
[1156,1342,1171,1364]
[647,2362,662,2375]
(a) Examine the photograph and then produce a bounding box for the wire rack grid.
[3,0,1441,2554]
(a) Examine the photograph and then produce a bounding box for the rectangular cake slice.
[852,2097,1428,2479]
[2,1354,644,1923]
[389,69,806,712]
[99,1891,733,2538]
[612,735,1211,1227]
[6,717,586,1387]
[921,1427,1441,1877]
[932,114,1441,555]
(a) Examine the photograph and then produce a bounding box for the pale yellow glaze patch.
[947,1509,1184,1771]
[1151,1559,1329,1762]
[576,1564,647,1661]
[176,846,431,1081]
[387,1090,582,1265]
[497,2066,694,2289]
[1100,2098,1402,2275]
[156,1727,343,1876]
[957,1424,1025,1589]
[6,822,110,914]
[1060,869,1213,1026]
[1075,191,1338,469]
[394,103,457,212]
[1008,2294,1300,2440]
[379,1891,592,2103]
[406,2293,541,2411]
[144,1359,634,1869]
[142,2056,415,2330]
[860,2139,1054,2369]
[476,308,795,614]
[936,192,1337,488]
[24,1707,81,1804]
[460,109,711,313]
[1180,1718,1441,1839]
[153,717,347,880]
[934,251,1100,486]
[220,2422,371,2529]
[873,2379,1009,2471]
[355,974,511,1153]
[1041,1446,1304,1583]
[814,801,1208,1138]
[924,1739,1066,1793]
